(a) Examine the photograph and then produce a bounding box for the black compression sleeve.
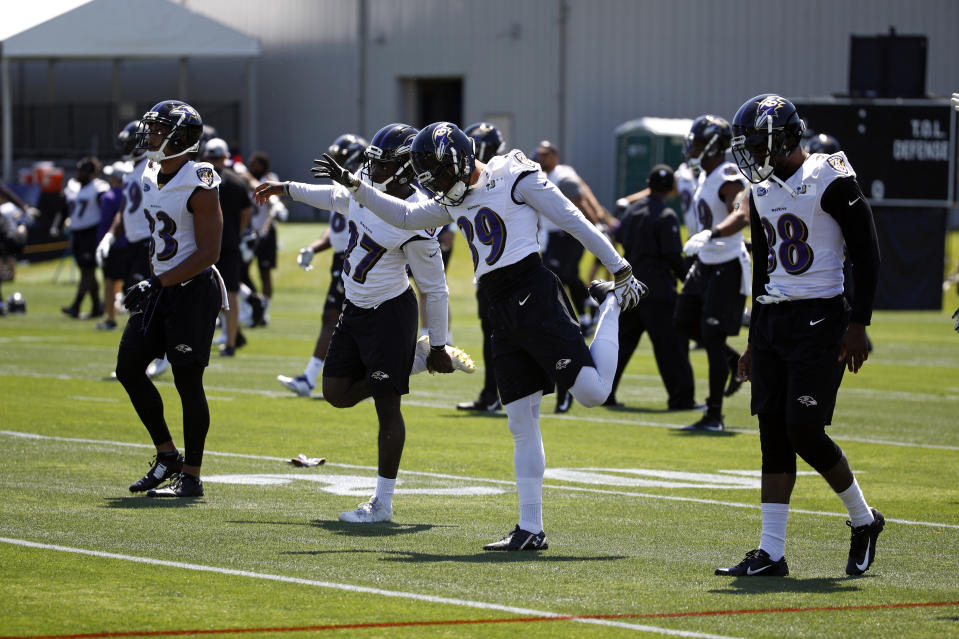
[747,190,767,344]
[820,177,880,325]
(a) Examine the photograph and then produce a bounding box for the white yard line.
[2,368,958,451]
[2,430,957,530]
[0,537,740,639]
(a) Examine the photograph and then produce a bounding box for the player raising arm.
[312,122,646,551]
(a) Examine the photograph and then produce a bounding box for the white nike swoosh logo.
[518,294,531,306]
[856,539,871,571]
[848,197,860,206]
[809,317,826,326]
[746,564,773,575]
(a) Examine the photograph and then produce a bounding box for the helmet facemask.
[136,114,201,162]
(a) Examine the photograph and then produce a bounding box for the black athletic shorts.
[117,269,222,368]
[323,287,418,398]
[480,253,593,405]
[125,239,152,289]
[216,250,241,292]
[102,242,129,281]
[675,257,745,338]
[256,225,277,270]
[749,295,849,425]
[324,252,347,314]
[71,227,98,268]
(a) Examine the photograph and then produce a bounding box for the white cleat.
[338,496,392,523]
[277,374,313,397]
[414,335,476,374]
[146,358,169,378]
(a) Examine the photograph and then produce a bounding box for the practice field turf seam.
[3,430,958,530]
[2,369,958,451]
[0,538,738,639]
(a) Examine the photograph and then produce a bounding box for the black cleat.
[147,473,204,498]
[724,370,744,397]
[682,414,724,432]
[715,548,788,576]
[456,393,502,412]
[483,525,548,551]
[61,305,80,319]
[846,508,884,575]
[587,280,615,305]
[129,452,183,492]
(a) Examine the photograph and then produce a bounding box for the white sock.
[504,393,546,533]
[410,343,428,375]
[304,357,323,387]
[569,295,619,407]
[374,475,396,511]
[837,478,874,527]
[516,477,544,534]
[759,502,789,561]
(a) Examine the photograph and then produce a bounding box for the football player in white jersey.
[97,120,169,378]
[59,158,110,318]
[276,134,367,397]
[675,115,749,432]
[255,123,473,524]
[456,122,508,413]
[117,100,225,499]
[673,161,702,234]
[313,122,647,551]
[713,94,882,578]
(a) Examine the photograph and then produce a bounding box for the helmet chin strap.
[146,135,197,162]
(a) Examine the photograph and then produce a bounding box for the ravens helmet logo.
[432,124,455,161]
[755,96,787,129]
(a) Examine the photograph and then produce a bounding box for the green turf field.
[2,223,957,638]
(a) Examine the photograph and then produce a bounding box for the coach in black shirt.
[607,165,696,409]
[205,138,251,356]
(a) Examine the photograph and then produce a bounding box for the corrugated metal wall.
[10,0,959,207]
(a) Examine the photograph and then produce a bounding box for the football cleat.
[61,305,80,319]
[414,335,476,374]
[456,392,501,412]
[682,414,725,432]
[724,363,743,397]
[339,496,392,523]
[146,357,169,378]
[846,508,885,575]
[96,319,117,331]
[277,374,314,397]
[129,452,183,492]
[146,473,204,498]
[483,525,548,551]
[587,280,615,305]
[715,548,788,576]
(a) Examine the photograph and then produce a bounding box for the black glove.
[123,275,162,312]
[311,153,359,191]
[953,307,959,333]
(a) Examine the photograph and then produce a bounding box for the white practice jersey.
[64,178,110,231]
[328,207,351,253]
[121,157,152,242]
[141,160,221,276]
[349,149,629,281]
[249,171,279,232]
[692,161,747,264]
[674,162,701,232]
[751,152,854,301]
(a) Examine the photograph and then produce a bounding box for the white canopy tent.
[0,0,260,181]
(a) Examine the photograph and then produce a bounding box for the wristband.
[430,344,446,352]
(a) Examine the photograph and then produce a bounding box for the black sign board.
[793,99,956,206]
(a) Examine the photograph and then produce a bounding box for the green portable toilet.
[614,116,693,198]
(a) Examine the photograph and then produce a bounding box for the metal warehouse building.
[4,0,958,211]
